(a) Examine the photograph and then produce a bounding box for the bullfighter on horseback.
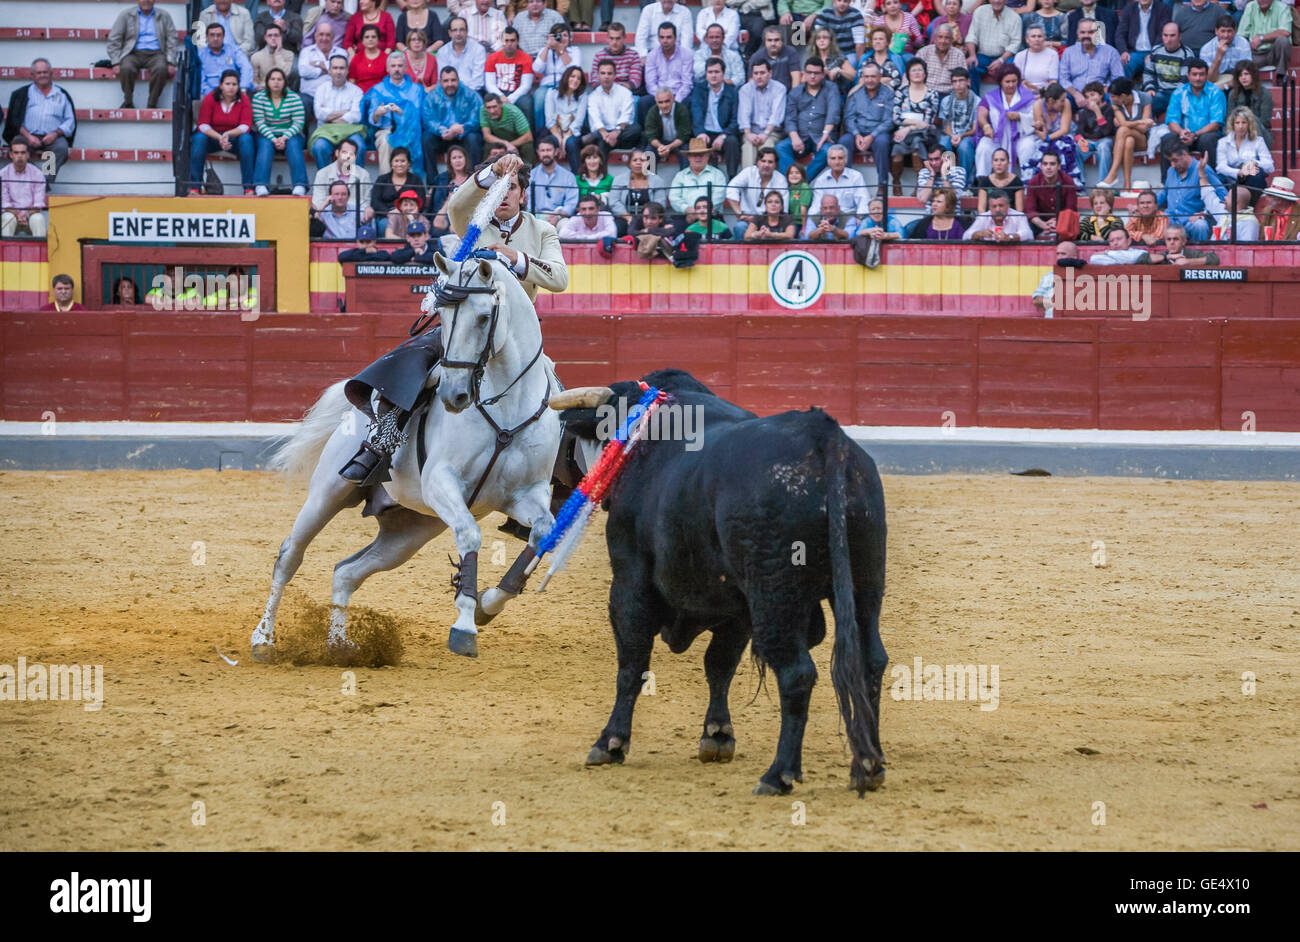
[338,152,569,486]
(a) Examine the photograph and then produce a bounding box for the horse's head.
[429,252,518,413]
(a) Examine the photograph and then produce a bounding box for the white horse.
[251,253,562,661]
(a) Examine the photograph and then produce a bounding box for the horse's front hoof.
[327,634,360,667]
[447,627,479,658]
[250,643,277,664]
[474,587,515,626]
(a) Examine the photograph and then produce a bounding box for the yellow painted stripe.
[308,260,345,294]
[0,259,51,295]
[562,263,1040,295]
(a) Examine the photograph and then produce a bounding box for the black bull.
[558,370,888,797]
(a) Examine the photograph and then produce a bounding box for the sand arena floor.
[0,469,1296,851]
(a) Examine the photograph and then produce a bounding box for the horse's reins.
[418,260,550,508]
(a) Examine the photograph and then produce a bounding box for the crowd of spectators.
[1,0,1298,248]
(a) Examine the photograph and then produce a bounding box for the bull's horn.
[549,386,614,410]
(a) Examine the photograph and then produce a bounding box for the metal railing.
[504,179,1293,245]
[171,44,193,196]
[1281,72,1296,177]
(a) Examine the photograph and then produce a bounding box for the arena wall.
[3,309,1298,431]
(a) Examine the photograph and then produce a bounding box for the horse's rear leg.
[327,507,445,663]
[477,482,555,625]
[251,477,362,662]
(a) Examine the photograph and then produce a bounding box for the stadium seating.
[0,1,1295,198]
[0,3,186,195]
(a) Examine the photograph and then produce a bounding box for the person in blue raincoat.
[362,51,425,176]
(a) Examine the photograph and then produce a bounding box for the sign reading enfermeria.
[108,211,257,243]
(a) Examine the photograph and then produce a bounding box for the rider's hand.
[486,242,519,266]
[492,153,523,180]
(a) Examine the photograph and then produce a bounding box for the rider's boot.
[339,399,408,485]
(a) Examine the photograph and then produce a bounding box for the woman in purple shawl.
[974,64,1035,179]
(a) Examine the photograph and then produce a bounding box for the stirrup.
[338,441,392,486]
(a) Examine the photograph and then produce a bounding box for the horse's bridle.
[413,257,550,508]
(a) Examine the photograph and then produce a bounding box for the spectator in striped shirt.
[1142,21,1194,118]
[588,22,643,94]
[468,0,508,52]
[252,67,309,195]
[872,0,924,55]
[803,0,867,68]
[914,142,966,203]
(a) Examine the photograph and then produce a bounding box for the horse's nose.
[452,391,471,411]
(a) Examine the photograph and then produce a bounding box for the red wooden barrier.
[5,311,1300,431]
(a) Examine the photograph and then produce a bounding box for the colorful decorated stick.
[536,385,668,591]
[453,172,514,263]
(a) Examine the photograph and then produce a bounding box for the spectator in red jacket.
[40,274,87,312]
[344,0,396,53]
[1023,150,1078,239]
[189,69,255,194]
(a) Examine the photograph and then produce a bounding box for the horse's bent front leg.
[422,465,484,657]
[477,482,555,625]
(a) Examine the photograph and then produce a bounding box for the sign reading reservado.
[1179,268,1248,281]
[108,211,257,243]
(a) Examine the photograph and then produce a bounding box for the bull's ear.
[478,258,495,284]
[432,252,451,275]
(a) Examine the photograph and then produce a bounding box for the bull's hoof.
[250,643,277,664]
[697,722,736,763]
[586,736,627,766]
[849,762,885,796]
[447,627,479,658]
[752,779,790,796]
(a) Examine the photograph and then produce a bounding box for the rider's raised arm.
[446,166,493,238]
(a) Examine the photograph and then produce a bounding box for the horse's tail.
[267,381,352,480]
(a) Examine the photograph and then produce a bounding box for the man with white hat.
[1256,177,1299,240]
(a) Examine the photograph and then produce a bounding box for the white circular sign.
[767,250,825,310]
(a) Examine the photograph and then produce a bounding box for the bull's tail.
[826,433,883,797]
[267,381,352,480]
